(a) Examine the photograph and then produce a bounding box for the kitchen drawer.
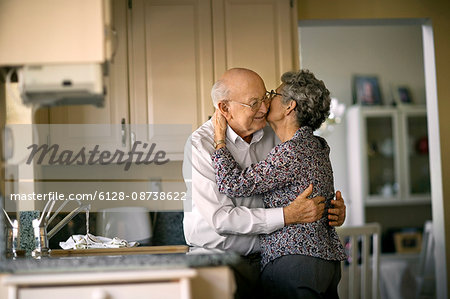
[19,281,184,299]
[5,269,196,299]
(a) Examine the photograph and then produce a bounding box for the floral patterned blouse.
[211,126,347,269]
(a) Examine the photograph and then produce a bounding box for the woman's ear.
[217,101,232,121]
[285,99,297,115]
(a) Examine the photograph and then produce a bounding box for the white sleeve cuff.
[265,207,285,233]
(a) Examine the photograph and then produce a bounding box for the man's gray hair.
[281,69,331,130]
[211,79,230,108]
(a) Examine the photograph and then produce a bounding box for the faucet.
[3,209,20,257]
[32,200,90,257]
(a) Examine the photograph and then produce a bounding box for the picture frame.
[392,84,413,105]
[394,231,422,253]
[353,75,382,105]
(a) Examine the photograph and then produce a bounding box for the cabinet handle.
[131,131,136,146]
[121,118,126,147]
[110,28,118,63]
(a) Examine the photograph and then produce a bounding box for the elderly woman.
[211,69,346,299]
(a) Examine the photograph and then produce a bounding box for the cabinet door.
[212,0,299,90]
[47,0,130,153]
[400,108,431,201]
[128,0,214,158]
[363,109,401,204]
[129,0,214,128]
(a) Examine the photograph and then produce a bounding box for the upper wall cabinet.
[129,0,299,130]
[128,0,214,130]
[0,0,113,65]
[41,0,298,159]
[127,0,298,158]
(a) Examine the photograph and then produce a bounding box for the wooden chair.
[336,223,381,299]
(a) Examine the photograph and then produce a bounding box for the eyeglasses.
[267,90,283,100]
[228,90,283,112]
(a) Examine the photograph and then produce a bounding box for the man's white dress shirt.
[183,120,285,255]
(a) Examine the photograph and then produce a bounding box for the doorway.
[298,18,445,298]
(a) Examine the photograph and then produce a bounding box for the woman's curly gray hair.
[280,70,331,130]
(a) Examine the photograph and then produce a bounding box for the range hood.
[19,64,105,107]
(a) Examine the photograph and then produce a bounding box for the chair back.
[336,223,381,299]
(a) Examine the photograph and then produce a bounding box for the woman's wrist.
[214,139,226,149]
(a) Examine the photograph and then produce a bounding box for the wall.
[297,0,450,295]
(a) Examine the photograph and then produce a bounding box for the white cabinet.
[128,0,298,128]
[19,282,184,299]
[2,267,236,299]
[6,269,196,299]
[0,0,113,65]
[127,0,215,159]
[127,0,298,158]
[128,0,214,129]
[346,106,431,225]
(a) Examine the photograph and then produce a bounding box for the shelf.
[365,197,431,207]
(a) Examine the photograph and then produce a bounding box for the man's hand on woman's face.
[327,191,346,227]
[283,184,325,225]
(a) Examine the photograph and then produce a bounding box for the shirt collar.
[226,125,265,145]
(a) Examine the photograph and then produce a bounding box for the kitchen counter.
[0,247,241,274]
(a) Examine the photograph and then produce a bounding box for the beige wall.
[0,81,5,197]
[297,0,450,293]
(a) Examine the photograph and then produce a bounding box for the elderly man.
[183,68,346,298]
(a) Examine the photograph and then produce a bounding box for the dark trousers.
[260,254,342,299]
[229,253,262,299]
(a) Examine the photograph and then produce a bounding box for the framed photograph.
[394,231,422,253]
[392,85,413,105]
[353,75,382,105]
